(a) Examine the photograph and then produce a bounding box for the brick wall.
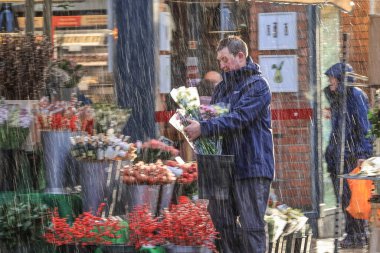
[249,3,313,209]
[341,0,370,77]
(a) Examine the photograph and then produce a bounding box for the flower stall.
[0,98,35,191]
[69,130,136,216]
[35,96,93,194]
[0,78,222,252]
[122,139,179,216]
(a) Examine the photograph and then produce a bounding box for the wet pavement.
[313,238,368,253]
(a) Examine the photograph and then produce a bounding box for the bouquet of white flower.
[169,86,228,155]
[92,103,131,134]
[0,98,33,128]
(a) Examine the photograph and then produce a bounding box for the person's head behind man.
[198,71,222,98]
[204,71,222,87]
[216,36,248,72]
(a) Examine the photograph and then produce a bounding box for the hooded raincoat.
[324,63,373,174]
[199,57,275,180]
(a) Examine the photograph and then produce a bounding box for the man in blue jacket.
[185,36,274,253]
[324,62,373,248]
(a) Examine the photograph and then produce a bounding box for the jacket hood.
[325,62,355,83]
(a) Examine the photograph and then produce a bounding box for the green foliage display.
[368,108,380,138]
[0,125,29,149]
[0,200,49,249]
[56,59,83,88]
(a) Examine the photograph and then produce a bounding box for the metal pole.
[43,0,52,41]
[334,32,349,253]
[25,0,34,34]
[114,0,156,141]
[107,0,114,72]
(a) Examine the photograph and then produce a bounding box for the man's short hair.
[216,36,248,57]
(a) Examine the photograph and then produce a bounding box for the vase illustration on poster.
[272,61,284,83]
[258,55,298,93]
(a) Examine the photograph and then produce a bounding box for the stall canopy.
[170,0,353,13]
[0,0,82,2]
[257,0,353,12]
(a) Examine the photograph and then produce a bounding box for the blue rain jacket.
[324,63,373,174]
[200,57,275,180]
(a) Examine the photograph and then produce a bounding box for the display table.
[0,192,82,222]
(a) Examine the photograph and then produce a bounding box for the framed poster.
[159,12,172,51]
[259,55,298,92]
[159,55,171,93]
[258,12,297,50]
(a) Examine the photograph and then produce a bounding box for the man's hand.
[357,159,366,168]
[322,108,331,119]
[184,119,201,141]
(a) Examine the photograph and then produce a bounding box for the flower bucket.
[79,160,109,214]
[99,245,137,253]
[163,244,212,253]
[0,243,32,253]
[0,125,29,150]
[158,183,175,214]
[59,87,78,102]
[79,160,128,216]
[41,130,79,194]
[140,246,166,253]
[196,154,234,200]
[55,244,96,253]
[125,184,160,215]
[103,160,129,217]
[0,149,25,191]
[0,242,53,253]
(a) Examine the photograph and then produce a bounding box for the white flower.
[170,86,200,110]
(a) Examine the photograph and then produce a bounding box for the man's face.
[217,47,244,72]
[328,76,339,92]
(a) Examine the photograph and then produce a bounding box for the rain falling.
[0,0,379,252]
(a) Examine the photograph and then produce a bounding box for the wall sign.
[259,55,298,92]
[258,12,297,50]
[159,55,171,93]
[159,12,172,52]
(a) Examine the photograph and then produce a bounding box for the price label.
[175,156,185,165]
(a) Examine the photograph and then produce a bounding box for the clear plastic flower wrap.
[169,86,229,155]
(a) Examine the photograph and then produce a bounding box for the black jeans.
[207,177,271,253]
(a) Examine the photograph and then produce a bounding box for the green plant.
[0,200,49,249]
[57,59,83,88]
[368,108,380,138]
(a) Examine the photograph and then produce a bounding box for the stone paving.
[312,238,368,253]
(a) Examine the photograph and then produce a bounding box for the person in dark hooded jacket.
[324,62,373,248]
[184,36,274,253]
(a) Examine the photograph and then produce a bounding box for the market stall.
[0,0,371,252]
